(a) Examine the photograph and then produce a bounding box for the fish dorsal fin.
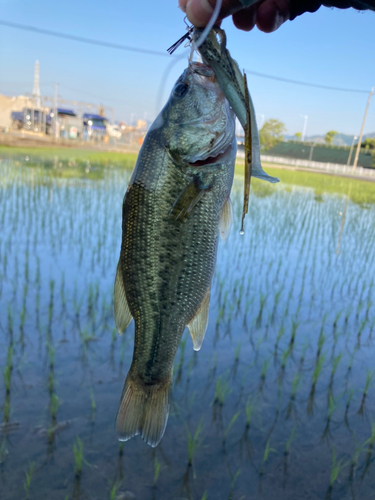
[187,288,210,351]
[170,175,211,222]
[114,260,132,334]
[219,197,233,242]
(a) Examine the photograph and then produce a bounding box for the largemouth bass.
[114,61,236,447]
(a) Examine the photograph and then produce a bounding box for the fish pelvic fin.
[114,260,133,334]
[116,374,171,447]
[188,288,210,351]
[219,197,233,242]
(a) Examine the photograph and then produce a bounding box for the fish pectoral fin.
[114,260,133,334]
[170,175,211,222]
[187,288,210,351]
[219,197,233,242]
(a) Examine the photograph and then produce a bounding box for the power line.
[244,68,369,94]
[0,19,370,94]
[0,19,175,58]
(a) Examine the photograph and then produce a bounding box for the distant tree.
[361,138,375,150]
[325,130,338,145]
[294,132,302,141]
[259,119,286,151]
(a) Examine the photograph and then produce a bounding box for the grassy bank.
[0,145,138,165]
[235,161,375,206]
[1,145,374,205]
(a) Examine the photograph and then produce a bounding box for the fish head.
[162,61,236,167]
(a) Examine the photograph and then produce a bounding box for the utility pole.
[32,60,41,108]
[309,142,316,161]
[300,115,308,142]
[53,82,58,139]
[346,135,357,166]
[257,114,265,128]
[352,88,374,173]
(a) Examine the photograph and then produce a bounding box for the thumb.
[179,0,248,27]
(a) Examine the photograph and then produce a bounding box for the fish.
[193,26,279,230]
[114,60,237,447]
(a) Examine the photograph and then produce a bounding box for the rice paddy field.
[1,149,375,500]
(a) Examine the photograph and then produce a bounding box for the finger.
[255,0,290,33]
[182,0,246,27]
[232,4,259,31]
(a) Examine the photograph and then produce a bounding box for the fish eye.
[174,83,189,97]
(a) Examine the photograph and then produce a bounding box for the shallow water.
[0,156,375,500]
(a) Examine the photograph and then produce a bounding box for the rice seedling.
[23,462,35,500]
[228,468,241,500]
[356,320,366,347]
[290,372,301,401]
[274,325,285,355]
[348,435,368,482]
[3,365,11,396]
[234,341,241,363]
[329,352,343,388]
[328,447,348,490]
[7,305,13,339]
[280,347,291,373]
[256,293,267,326]
[245,396,257,430]
[284,426,296,457]
[361,423,375,479]
[321,394,338,441]
[152,455,167,486]
[222,411,240,449]
[289,320,299,349]
[185,417,204,468]
[109,481,123,500]
[49,394,60,423]
[0,439,9,464]
[200,491,208,500]
[73,437,84,477]
[347,346,358,375]
[332,311,341,329]
[357,368,374,416]
[259,437,276,476]
[213,376,232,406]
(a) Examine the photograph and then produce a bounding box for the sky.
[0,0,374,137]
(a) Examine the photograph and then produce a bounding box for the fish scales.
[115,62,236,446]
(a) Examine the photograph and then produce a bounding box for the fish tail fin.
[116,373,171,447]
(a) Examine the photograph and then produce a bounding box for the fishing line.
[155,52,189,115]
[192,0,222,50]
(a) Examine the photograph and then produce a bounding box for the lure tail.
[116,372,171,447]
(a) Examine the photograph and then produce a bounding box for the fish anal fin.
[219,197,233,242]
[116,373,171,447]
[170,175,211,222]
[114,260,132,334]
[187,288,210,351]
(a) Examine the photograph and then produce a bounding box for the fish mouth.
[188,142,234,167]
[189,61,215,80]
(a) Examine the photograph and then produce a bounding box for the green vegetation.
[235,162,375,205]
[262,140,374,167]
[23,462,35,500]
[72,437,84,477]
[259,119,286,151]
[325,130,338,145]
[185,418,204,467]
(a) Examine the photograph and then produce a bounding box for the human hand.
[178,0,325,33]
[178,0,291,33]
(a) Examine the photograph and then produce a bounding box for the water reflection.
[0,157,375,499]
